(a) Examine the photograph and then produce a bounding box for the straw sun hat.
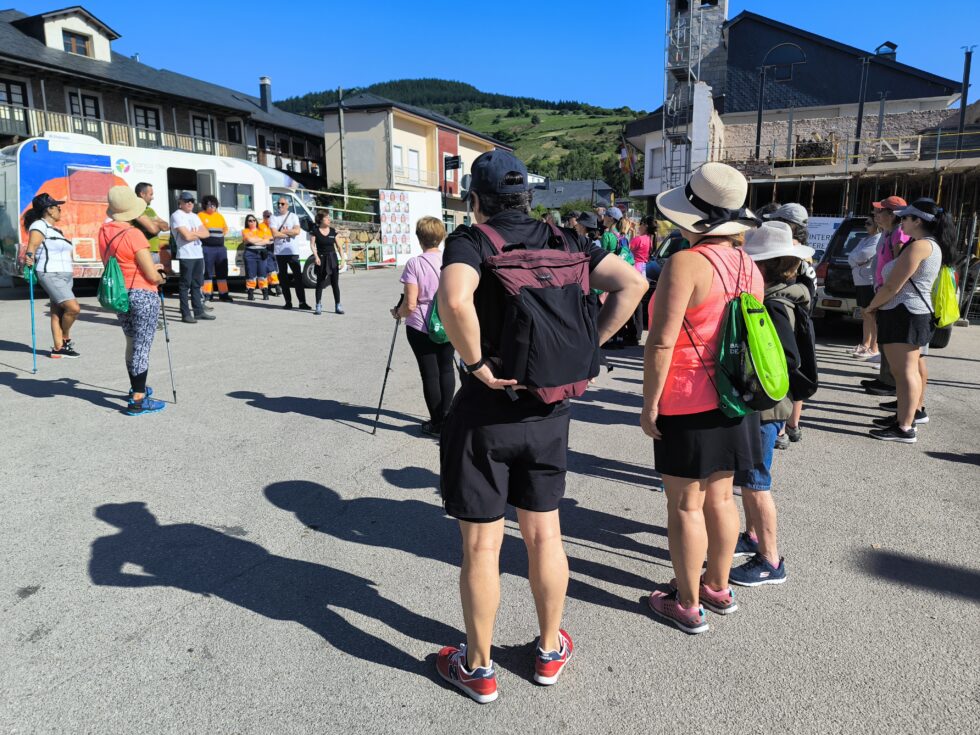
[655,162,759,236]
[106,185,147,222]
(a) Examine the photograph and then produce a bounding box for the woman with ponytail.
[865,198,948,444]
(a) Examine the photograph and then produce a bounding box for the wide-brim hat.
[576,211,599,230]
[743,221,815,261]
[106,185,147,222]
[656,162,758,236]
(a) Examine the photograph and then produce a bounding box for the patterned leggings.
[116,288,160,378]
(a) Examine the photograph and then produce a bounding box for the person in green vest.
[601,207,634,266]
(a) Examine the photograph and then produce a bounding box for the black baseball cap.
[469,150,529,196]
[32,193,65,210]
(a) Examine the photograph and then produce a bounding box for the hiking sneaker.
[125,397,166,416]
[668,577,738,615]
[314,303,322,315]
[880,399,898,410]
[734,531,759,558]
[436,644,498,704]
[647,589,708,634]
[50,343,80,359]
[872,409,928,428]
[774,432,790,450]
[127,387,153,399]
[336,303,345,314]
[785,425,802,442]
[869,425,917,443]
[851,345,870,357]
[865,353,881,364]
[730,554,787,587]
[862,379,896,396]
[534,629,573,685]
[420,420,442,437]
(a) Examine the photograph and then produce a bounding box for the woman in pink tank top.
[641,162,764,635]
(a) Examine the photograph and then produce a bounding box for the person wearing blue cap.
[431,149,647,703]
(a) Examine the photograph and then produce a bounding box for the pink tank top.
[649,242,764,416]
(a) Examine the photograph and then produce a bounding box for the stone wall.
[722,109,951,160]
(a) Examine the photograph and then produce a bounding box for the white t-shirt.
[170,209,204,260]
[270,212,301,256]
[30,220,74,273]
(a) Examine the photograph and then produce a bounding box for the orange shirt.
[198,210,228,234]
[257,222,273,239]
[242,225,268,246]
[98,221,158,292]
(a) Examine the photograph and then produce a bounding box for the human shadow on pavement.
[227,390,419,434]
[88,502,459,677]
[381,466,440,491]
[567,449,661,490]
[0,371,121,410]
[0,339,33,355]
[924,451,980,466]
[856,549,980,603]
[796,414,873,438]
[569,400,640,427]
[264,481,663,614]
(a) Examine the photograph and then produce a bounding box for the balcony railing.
[0,104,321,176]
[393,166,439,189]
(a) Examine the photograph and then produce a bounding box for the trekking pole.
[372,294,404,435]
[26,264,37,374]
[158,287,177,403]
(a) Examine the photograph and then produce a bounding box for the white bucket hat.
[743,221,815,261]
[655,162,759,236]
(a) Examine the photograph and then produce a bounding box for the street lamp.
[755,42,807,159]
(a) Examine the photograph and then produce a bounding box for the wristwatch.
[461,357,487,374]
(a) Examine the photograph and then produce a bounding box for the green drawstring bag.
[427,296,450,344]
[98,230,130,314]
[932,265,960,328]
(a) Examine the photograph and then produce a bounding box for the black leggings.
[315,255,340,306]
[406,326,455,423]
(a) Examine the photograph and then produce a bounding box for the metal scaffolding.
[662,1,707,189]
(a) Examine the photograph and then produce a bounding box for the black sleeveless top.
[313,227,338,268]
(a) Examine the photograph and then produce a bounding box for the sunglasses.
[278,202,288,207]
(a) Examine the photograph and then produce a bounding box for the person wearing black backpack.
[730,221,818,587]
[433,150,646,703]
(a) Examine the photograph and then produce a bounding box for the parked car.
[642,230,690,327]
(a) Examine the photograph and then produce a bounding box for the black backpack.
[770,296,819,400]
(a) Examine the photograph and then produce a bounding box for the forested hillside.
[278,79,646,197]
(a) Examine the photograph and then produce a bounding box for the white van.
[0,132,317,285]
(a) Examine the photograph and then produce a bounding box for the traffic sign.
[444,155,462,170]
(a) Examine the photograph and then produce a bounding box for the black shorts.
[440,401,570,522]
[877,304,934,347]
[653,410,762,480]
[855,285,875,309]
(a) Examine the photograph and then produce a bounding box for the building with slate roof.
[0,6,326,185]
[625,4,968,217]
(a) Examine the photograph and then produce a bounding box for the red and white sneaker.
[436,644,498,704]
[533,629,573,685]
[648,589,709,634]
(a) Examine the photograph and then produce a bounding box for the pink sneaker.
[436,644,498,704]
[648,589,708,634]
[534,629,573,685]
[668,577,738,615]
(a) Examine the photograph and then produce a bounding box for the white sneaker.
[864,352,881,364]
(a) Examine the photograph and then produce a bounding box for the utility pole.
[337,86,348,211]
[853,56,872,159]
[957,46,975,159]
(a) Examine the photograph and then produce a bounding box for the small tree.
[531,114,542,125]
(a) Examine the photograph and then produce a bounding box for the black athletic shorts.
[440,390,570,522]
[855,284,875,309]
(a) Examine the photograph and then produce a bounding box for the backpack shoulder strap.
[472,223,507,254]
[547,223,572,252]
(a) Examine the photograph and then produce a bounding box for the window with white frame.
[392,144,403,172]
[408,149,420,183]
[219,182,254,210]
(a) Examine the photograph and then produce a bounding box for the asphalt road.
[1,270,978,734]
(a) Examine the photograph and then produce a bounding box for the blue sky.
[16,0,975,111]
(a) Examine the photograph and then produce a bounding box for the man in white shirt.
[170,191,215,323]
[269,197,310,310]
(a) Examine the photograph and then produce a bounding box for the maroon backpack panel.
[475,223,599,404]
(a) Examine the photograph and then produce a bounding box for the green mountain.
[277,79,645,196]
